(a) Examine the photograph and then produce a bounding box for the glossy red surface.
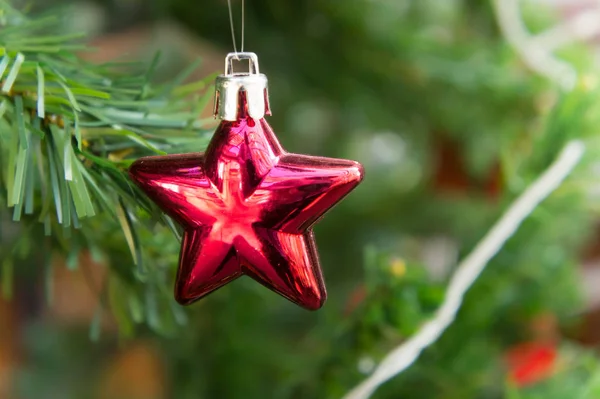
[129,115,364,310]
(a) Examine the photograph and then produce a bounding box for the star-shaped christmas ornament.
[129,53,364,310]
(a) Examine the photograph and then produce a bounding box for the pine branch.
[0,2,213,234]
[0,2,214,336]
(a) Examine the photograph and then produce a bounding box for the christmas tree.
[2,0,600,398]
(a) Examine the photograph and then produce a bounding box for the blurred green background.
[3,0,600,398]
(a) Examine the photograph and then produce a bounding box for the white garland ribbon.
[494,0,600,90]
[344,140,585,399]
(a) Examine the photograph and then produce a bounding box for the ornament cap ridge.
[213,52,271,121]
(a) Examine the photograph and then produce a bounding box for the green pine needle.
[0,56,11,80]
[36,64,44,117]
[2,52,24,93]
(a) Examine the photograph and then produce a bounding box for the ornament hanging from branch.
[129,53,364,309]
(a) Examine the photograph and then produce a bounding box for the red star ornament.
[129,54,364,310]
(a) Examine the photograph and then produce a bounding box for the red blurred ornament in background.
[504,341,557,387]
[129,53,364,310]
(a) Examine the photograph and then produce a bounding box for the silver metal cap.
[213,52,271,121]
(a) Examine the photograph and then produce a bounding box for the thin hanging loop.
[227,0,246,57]
[224,52,259,76]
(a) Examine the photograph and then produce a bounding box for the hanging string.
[242,0,245,52]
[227,0,246,57]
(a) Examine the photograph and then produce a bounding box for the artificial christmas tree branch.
[345,140,585,398]
[0,1,212,257]
[0,1,215,337]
